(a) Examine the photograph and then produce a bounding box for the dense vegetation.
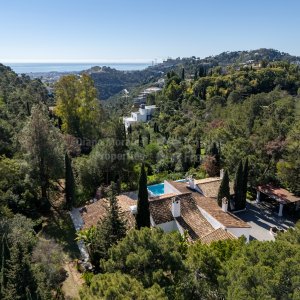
[81,225,300,300]
[0,48,300,299]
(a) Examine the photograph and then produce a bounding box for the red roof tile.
[201,228,236,244]
[258,184,300,203]
[193,194,250,228]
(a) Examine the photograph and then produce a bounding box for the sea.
[5,62,151,74]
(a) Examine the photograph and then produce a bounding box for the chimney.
[222,197,228,212]
[171,197,180,218]
[188,177,195,190]
[130,205,137,215]
[220,169,224,179]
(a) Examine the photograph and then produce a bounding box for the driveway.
[234,201,295,241]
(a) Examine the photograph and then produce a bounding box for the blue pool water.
[147,183,164,196]
[147,179,188,196]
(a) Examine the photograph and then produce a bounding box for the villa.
[123,104,157,129]
[76,173,251,244]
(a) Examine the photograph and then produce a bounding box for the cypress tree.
[209,142,220,171]
[153,122,156,133]
[195,138,201,167]
[128,124,132,135]
[242,157,249,208]
[217,170,230,207]
[181,68,185,80]
[234,160,244,210]
[147,132,151,145]
[65,153,75,209]
[136,164,150,229]
[0,234,9,298]
[138,134,143,147]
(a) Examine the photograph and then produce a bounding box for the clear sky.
[1,0,299,62]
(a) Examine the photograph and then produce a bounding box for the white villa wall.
[150,215,156,227]
[156,220,178,232]
[198,206,224,229]
[198,206,250,241]
[227,227,250,242]
[164,180,181,195]
[123,105,157,129]
[174,219,185,235]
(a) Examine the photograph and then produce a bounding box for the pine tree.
[136,164,150,229]
[90,183,127,269]
[65,152,75,209]
[217,170,230,207]
[242,157,249,208]
[234,160,244,210]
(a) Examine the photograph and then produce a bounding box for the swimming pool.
[147,183,164,196]
[147,179,187,196]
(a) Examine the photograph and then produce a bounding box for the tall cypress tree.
[217,170,230,207]
[234,160,244,210]
[65,153,75,209]
[195,138,201,167]
[128,124,132,135]
[181,68,185,80]
[209,142,221,171]
[242,157,249,208]
[136,164,150,229]
[138,134,143,147]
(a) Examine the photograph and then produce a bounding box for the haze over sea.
[6,62,151,74]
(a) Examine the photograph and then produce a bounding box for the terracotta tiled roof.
[196,178,234,198]
[149,195,174,224]
[175,195,215,240]
[201,228,236,244]
[149,193,177,200]
[149,193,216,241]
[258,184,300,203]
[81,195,136,229]
[193,194,250,228]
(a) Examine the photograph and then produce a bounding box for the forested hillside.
[87,48,300,101]
[1,50,300,299]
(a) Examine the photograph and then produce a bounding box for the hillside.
[89,48,300,101]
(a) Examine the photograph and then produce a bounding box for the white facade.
[156,221,178,233]
[164,180,181,194]
[123,105,157,129]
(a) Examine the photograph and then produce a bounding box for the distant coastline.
[4,62,151,74]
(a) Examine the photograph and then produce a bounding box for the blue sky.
[1,0,299,62]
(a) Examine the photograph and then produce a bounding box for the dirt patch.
[62,261,84,300]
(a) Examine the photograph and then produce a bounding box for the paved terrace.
[234,200,296,241]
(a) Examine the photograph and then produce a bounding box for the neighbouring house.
[75,174,250,244]
[123,104,157,129]
[256,184,300,217]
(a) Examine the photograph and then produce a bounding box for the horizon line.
[1,59,162,64]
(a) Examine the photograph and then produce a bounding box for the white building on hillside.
[123,104,157,129]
